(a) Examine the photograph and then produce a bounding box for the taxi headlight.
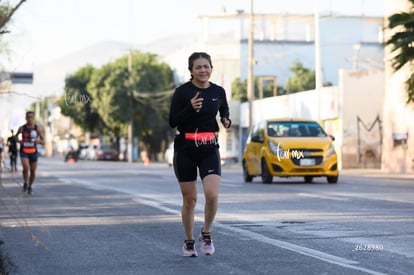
[326,144,336,158]
[269,140,282,156]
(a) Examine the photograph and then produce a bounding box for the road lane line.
[217,225,387,275]
[134,193,387,275]
[59,177,387,275]
[221,183,241,188]
[298,193,349,201]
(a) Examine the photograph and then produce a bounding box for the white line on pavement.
[59,176,387,275]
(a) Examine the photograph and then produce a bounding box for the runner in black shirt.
[7,129,18,171]
[169,52,231,257]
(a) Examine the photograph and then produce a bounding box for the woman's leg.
[179,181,197,240]
[201,174,221,233]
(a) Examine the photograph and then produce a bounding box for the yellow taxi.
[242,118,339,184]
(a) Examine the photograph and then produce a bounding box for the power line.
[0,90,41,99]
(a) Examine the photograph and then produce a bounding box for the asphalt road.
[0,157,413,275]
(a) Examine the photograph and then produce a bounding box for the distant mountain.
[33,34,197,98]
[139,34,198,56]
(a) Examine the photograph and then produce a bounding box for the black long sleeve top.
[168,81,230,151]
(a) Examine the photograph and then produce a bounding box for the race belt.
[184,132,217,141]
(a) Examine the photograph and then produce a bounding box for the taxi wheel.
[243,161,253,182]
[261,159,273,184]
[327,175,338,184]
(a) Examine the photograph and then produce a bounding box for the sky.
[1,0,384,72]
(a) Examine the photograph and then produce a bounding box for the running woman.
[169,52,232,257]
[15,111,45,195]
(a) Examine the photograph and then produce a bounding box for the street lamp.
[247,0,254,133]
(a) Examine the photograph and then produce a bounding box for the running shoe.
[199,229,215,255]
[182,240,198,257]
[22,183,27,192]
[27,186,32,195]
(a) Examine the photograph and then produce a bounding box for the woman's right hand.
[191,92,204,111]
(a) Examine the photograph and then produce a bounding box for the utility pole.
[314,1,322,90]
[314,0,323,121]
[247,0,254,133]
[127,51,133,163]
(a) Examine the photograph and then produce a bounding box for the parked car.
[164,142,174,166]
[242,118,339,184]
[95,144,119,161]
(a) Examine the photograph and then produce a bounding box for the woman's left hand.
[221,118,231,129]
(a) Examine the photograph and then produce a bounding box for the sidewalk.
[222,163,414,179]
[339,168,414,179]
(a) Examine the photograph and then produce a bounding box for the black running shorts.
[173,148,221,182]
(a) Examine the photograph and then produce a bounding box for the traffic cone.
[144,156,150,166]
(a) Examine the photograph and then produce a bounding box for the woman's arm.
[219,88,231,129]
[168,89,195,128]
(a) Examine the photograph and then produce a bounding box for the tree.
[0,0,28,74]
[231,61,324,101]
[59,65,105,134]
[0,0,27,35]
[124,52,175,159]
[286,61,316,93]
[231,77,248,101]
[84,51,174,160]
[59,52,175,160]
[87,61,130,140]
[386,0,414,103]
[231,77,271,102]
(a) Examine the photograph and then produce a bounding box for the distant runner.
[15,111,45,195]
[7,129,18,172]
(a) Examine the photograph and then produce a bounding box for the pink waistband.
[184,132,216,141]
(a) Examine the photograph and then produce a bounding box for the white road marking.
[298,192,349,201]
[58,176,387,275]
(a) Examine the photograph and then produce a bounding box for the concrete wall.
[339,69,384,168]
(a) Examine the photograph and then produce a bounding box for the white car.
[78,144,98,160]
[85,145,98,160]
[164,142,174,166]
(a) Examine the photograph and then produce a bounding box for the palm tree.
[385,0,414,103]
